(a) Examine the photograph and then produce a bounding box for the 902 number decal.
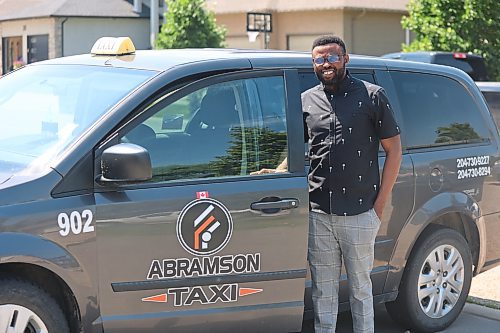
[58,210,94,236]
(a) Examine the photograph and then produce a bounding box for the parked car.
[477,81,500,180]
[0,37,499,333]
[383,51,489,81]
[476,82,500,129]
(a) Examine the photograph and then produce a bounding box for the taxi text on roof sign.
[91,37,136,56]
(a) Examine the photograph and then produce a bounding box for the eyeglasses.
[312,54,344,65]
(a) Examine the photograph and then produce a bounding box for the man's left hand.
[373,199,385,220]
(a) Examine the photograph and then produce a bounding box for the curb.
[465,298,500,321]
[467,295,500,310]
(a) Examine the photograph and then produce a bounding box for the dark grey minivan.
[0,38,499,333]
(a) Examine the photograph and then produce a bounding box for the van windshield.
[0,65,155,177]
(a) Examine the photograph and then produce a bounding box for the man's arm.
[250,157,288,175]
[374,135,402,219]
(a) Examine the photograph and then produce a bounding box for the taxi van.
[0,37,499,333]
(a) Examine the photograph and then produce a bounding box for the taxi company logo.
[177,198,233,256]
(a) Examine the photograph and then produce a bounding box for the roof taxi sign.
[90,37,136,56]
[176,198,233,256]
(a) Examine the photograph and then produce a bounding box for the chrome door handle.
[250,199,299,212]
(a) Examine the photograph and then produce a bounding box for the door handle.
[250,199,299,212]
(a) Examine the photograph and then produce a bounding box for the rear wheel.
[386,227,472,332]
[0,278,69,333]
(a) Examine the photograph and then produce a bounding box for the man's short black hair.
[311,35,346,53]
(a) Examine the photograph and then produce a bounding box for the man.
[303,35,401,333]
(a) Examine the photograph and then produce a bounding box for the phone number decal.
[456,155,491,180]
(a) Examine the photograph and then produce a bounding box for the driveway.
[301,302,500,333]
[301,265,500,332]
[469,265,500,307]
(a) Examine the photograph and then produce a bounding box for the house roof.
[206,0,410,14]
[0,0,149,21]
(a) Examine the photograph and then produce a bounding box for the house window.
[2,36,23,73]
[28,35,49,64]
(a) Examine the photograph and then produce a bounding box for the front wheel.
[0,277,69,333]
[386,227,472,332]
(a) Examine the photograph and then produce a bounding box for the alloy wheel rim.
[417,244,465,318]
[0,304,48,333]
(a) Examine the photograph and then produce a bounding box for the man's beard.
[316,65,346,86]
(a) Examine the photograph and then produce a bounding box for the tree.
[435,122,479,143]
[156,0,226,49]
[402,0,500,80]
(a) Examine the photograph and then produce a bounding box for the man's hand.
[250,168,279,175]
[373,198,386,220]
[250,158,288,175]
[375,135,402,220]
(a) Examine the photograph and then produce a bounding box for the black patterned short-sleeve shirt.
[302,72,400,216]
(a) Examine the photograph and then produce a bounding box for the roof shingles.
[0,0,146,21]
[206,0,409,14]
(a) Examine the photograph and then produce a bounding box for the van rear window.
[391,71,490,149]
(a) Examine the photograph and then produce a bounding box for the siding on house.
[207,0,410,55]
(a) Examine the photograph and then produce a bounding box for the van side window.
[351,73,376,84]
[298,72,318,93]
[122,76,288,183]
[391,72,490,149]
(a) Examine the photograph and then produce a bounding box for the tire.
[386,227,472,332]
[0,277,69,333]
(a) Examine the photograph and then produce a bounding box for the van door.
[94,70,309,333]
[390,71,500,267]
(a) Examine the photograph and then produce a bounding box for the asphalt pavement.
[301,302,500,332]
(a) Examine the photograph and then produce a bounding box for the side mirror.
[100,143,152,183]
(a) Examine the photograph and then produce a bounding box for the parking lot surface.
[301,302,500,332]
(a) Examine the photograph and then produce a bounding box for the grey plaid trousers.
[308,209,381,333]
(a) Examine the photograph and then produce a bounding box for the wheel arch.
[0,232,95,333]
[384,191,482,294]
[0,262,81,333]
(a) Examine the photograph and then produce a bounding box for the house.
[206,0,411,55]
[0,0,411,75]
[0,0,158,75]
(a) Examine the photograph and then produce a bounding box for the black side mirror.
[100,143,152,183]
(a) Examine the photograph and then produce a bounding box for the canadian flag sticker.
[196,191,209,199]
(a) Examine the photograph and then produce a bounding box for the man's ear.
[344,53,350,65]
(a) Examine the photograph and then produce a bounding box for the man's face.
[312,43,349,87]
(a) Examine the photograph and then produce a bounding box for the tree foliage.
[402,0,500,80]
[435,122,479,143]
[156,0,226,49]
[150,127,287,182]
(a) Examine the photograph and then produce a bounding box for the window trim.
[389,70,493,151]
[95,69,296,189]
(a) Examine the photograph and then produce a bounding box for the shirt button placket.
[329,93,335,214]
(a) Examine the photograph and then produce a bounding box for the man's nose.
[323,61,333,68]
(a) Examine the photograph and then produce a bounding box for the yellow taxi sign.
[91,37,136,56]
